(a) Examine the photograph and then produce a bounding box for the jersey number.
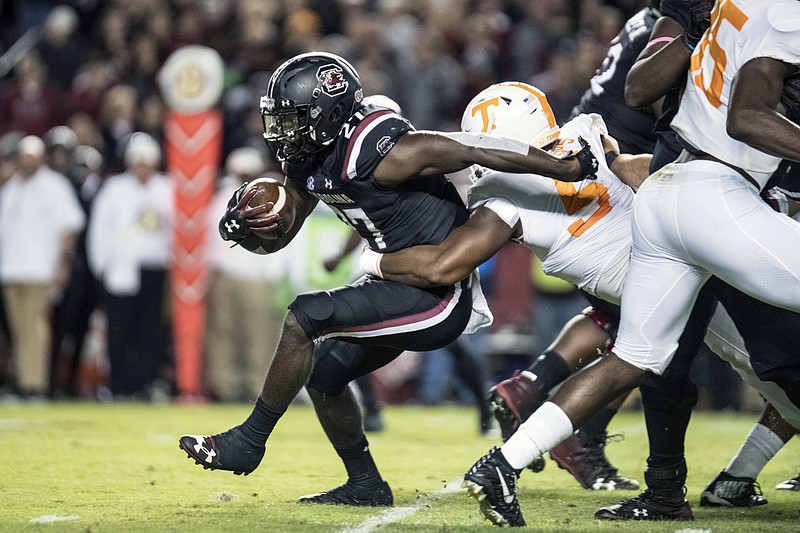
[328,205,387,250]
[553,181,612,237]
[690,0,748,109]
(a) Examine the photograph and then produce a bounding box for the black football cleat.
[549,432,639,490]
[776,472,800,491]
[595,488,694,521]
[179,426,264,476]
[298,480,393,506]
[463,447,526,527]
[487,370,549,442]
[700,471,767,507]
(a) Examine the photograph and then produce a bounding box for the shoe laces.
[580,432,624,478]
[638,486,687,506]
[748,479,763,498]
[469,447,498,474]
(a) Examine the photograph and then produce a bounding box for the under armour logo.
[224,220,240,233]
[307,176,315,190]
[632,508,648,517]
[191,436,217,463]
[324,178,333,189]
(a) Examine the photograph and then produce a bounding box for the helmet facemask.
[260,95,314,162]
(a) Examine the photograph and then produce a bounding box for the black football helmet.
[260,52,363,163]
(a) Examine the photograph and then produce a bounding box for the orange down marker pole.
[158,46,225,400]
[165,110,220,398]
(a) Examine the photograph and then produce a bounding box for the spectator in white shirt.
[87,132,173,400]
[204,148,288,402]
[0,135,85,398]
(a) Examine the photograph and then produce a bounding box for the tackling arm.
[601,134,652,191]
[610,154,653,191]
[625,16,690,109]
[372,206,517,287]
[372,130,593,187]
[728,58,800,163]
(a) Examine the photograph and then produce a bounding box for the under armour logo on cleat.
[632,508,648,517]
[192,436,217,463]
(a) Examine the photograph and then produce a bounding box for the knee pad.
[307,351,353,396]
[290,291,336,321]
[581,306,619,351]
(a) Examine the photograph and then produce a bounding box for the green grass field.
[2,402,799,532]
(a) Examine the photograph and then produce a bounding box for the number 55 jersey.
[467,113,634,305]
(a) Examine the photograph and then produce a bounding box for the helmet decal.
[317,64,349,96]
[461,81,560,149]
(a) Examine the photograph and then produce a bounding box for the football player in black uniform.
[178,52,598,506]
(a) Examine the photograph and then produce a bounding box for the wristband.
[359,247,384,278]
[605,151,619,169]
[646,36,676,48]
[681,33,696,51]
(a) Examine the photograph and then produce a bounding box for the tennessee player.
[487,2,665,491]
[178,52,598,507]
[593,0,800,519]
[454,0,800,526]
[365,75,800,525]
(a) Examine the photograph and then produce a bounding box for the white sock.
[501,401,574,470]
[724,423,786,479]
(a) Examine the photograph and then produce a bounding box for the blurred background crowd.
[0,0,751,430]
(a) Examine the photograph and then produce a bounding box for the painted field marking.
[30,515,79,523]
[337,477,463,533]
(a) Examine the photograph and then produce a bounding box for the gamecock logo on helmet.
[317,65,349,96]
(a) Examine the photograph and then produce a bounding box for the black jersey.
[571,7,659,154]
[284,105,468,253]
[650,0,694,172]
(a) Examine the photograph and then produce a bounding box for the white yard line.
[337,478,463,533]
[30,515,79,523]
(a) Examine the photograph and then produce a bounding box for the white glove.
[359,247,384,278]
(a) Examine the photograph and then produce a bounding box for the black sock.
[336,435,383,487]
[526,350,570,392]
[578,406,617,441]
[239,397,285,447]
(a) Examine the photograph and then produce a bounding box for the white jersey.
[671,0,800,187]
[459,112,800,425]
[467,113,634,304]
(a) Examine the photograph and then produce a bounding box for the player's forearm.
[379,246,471,288]
[378,132,582,184]
[610,153,653,191]
[470,144,581,182]
[727,111,800,163]
[625,18,689,109]
[246,196,315,254]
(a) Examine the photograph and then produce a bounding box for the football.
[243,176,297,240]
